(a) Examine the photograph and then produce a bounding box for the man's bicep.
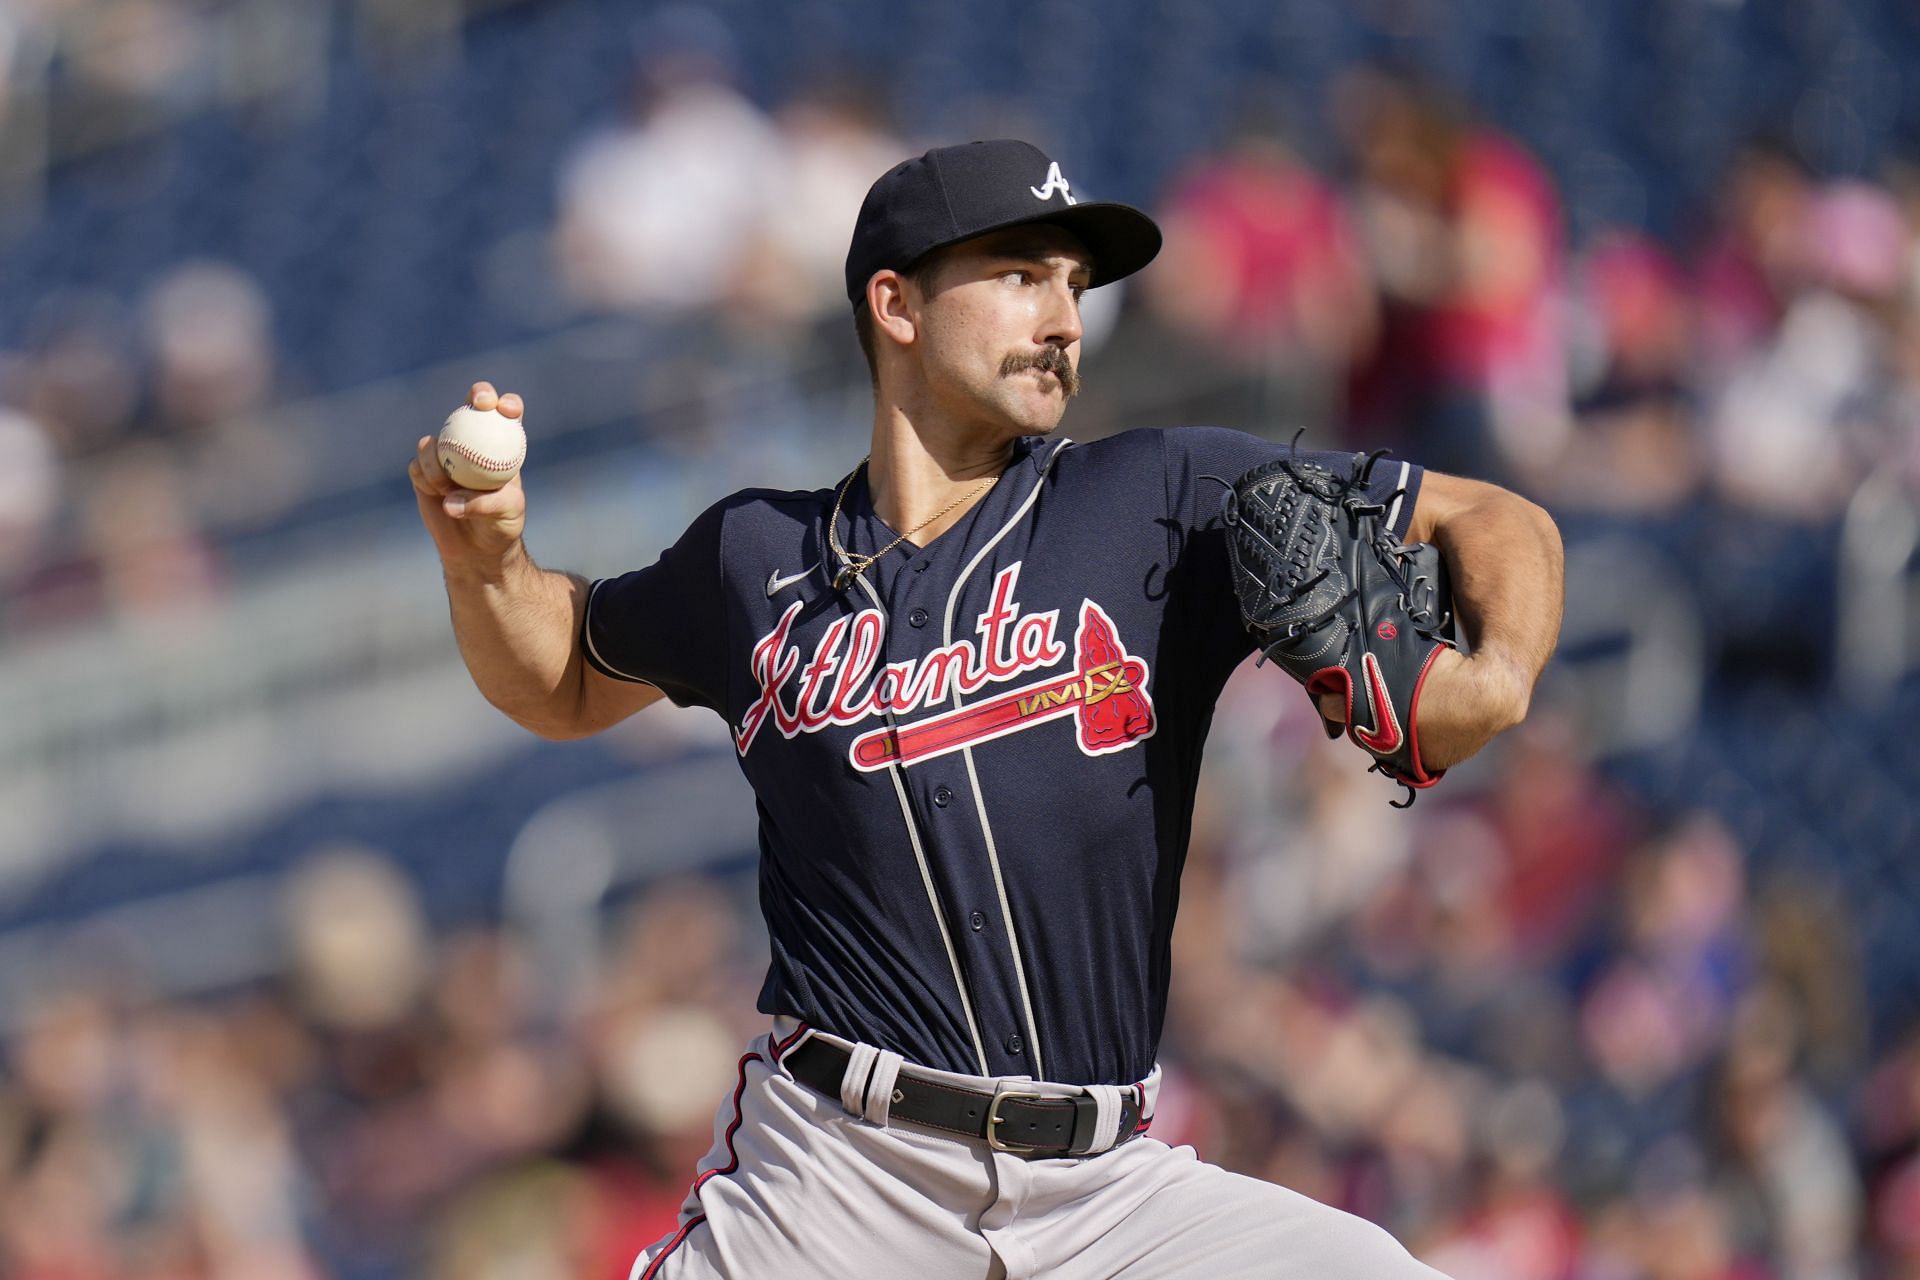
[1402,471,1497,545]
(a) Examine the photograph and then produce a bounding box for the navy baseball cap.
[844,139,1162,306]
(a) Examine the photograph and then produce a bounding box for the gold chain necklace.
[828,458,994,592]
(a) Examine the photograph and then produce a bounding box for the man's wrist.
[442,539,529,589]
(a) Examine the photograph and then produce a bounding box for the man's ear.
[868,270,917,353]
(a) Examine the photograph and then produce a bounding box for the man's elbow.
[1520,491,1562,550]
[491,698,592,742]
[517,713,601,742]
[1477,480,1559,540]
[1472,484,1564,581]
[486,672,598,741]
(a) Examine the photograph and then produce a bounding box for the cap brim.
[914,201,1163,289]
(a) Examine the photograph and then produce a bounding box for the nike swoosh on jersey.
[766,566,815,597]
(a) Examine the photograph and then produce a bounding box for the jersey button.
[933,785,953,807]
[1006,1033,1024,1055]
[908,607,930,628]
[969,911,985,931]
[913,559,931,572]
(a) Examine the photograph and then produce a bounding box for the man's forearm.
[1433,487,1564,716]
[443,540,589,736]
[1404,476,1564,769]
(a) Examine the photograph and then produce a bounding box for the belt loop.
[1074,1084,1126,1154]
[839,1042,880,1118]
[862,1050,905,1125]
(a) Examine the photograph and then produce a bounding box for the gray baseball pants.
[631,1020,1450,1279]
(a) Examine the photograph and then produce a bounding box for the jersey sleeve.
[1160,426,1424,543]
[580,498,730,711]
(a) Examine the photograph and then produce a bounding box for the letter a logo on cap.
[1030,161,1076,206]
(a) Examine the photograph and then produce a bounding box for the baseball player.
[410,140,1563,1278]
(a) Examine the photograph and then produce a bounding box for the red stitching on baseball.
[439,434,526,472]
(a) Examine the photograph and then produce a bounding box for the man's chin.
[966,383,1070,440]
[1007,398,1068,436]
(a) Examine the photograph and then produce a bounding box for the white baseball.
[436,405,526,492]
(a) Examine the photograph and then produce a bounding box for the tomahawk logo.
[732,562,1154,766]
[1030,161,1076,205]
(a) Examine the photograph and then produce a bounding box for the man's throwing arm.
[411,381,662,740]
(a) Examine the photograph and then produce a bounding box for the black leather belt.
[784,1035,1143,1157]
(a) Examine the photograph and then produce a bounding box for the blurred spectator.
[1478,716,1635,970]
[0,404,62,596]
[1695,141,1815,380]
[1708,181,1908,521]
[142,262,274,438]
[727,81,905,331]
[282,844,429,1035]
[1142,111,1375,425]
[1627,1180,1756,1280]
[1425,1080,1582,1280]
[140,260,304,532]
[1749,875,1864,1090]
[1336,67,1569,479]
[552,6,779,314]
[20,290,140,460]
[1710,991,1862,1280]
[59,0,213,137]
[1552,233,1706,514]
[76,444,224,624]
[1579,816,1751,1106]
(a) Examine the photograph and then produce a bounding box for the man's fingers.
[442,484,521,520]
[409,457,442,499]
[497,392,523,419]
[470,381,498,411]
[415,434,451,491]
[1316,692,1348,725]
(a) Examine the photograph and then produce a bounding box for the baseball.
[436,405,526,491]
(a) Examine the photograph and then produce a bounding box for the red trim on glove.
[1398,643,1448,788]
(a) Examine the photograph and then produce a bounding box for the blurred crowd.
[1173,671,1901,1280]
[7,29,1920,636]
[0,846,771,1280]
[1139,69,1920,520]
[3,693,1918,1279]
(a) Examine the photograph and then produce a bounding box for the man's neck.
[866,399,1019,545]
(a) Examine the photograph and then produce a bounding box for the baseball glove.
[1221,450,1457,806]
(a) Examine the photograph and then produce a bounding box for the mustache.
[1000,346,1081,397]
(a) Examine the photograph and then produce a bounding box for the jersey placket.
[851,462,1056,1081]
[933,499,1054,1082]
[875,543,1040,1079]
[828,539,991,1077]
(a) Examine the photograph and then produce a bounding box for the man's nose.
[1039,282,1084,348]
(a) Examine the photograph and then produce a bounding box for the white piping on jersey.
[940,441,1072,1081]
[885,761,992,1075]
[1385,460,1412,531]
[832,522,992,1076]
[581,580,662,688]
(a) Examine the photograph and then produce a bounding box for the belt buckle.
[986,1083,1050,1154]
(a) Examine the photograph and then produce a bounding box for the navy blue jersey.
[583,427,1423,1086]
